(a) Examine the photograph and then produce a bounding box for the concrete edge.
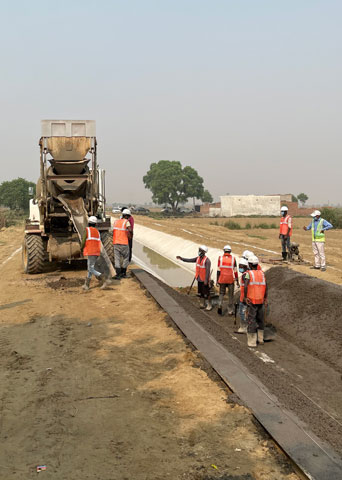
[132,268,342,480]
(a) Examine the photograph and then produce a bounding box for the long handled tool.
[187,276,196,295]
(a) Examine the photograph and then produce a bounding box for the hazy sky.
[1,1,341,205]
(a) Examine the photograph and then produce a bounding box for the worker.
[303,210,333,272]
[279,206,292,261]
[121,207,134,262]
[81,216,104,290]
[176,245,212,310]
[236,258,249,333]
[243,255,267,347]
[216,245,239,315]
[112,208,133,279]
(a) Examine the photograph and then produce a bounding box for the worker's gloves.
[279,234,282,239]
[176,256,182,260]
[302,226,307,231]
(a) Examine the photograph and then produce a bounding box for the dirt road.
[0,226,299,479]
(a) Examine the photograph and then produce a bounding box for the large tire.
[101,231,114,265]
[22,234,46,274]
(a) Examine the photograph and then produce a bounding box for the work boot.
[114,268,122,280]
[83,277,91,291]
[199,298,206,309]
[310,266,320,270]
[282,252,287,261]
[120,268,127,278]
[321,267,326,272]
[236,326,247,334]
[205,299,213,311]
[96,274,105,286]
[217,304,223,315]
[100,277,112,289]
[257,329,264,345]
[247,333,257,347]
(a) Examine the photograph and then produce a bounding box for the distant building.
[201,195,281,217]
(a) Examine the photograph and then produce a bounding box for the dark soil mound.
[266,267,342,372]
[47,276,84,290]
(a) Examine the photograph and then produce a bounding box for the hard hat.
[88,216,97,224]
[122,208,131,216]
[199,245,208,253]
[242,249,252,259]
[311,210,321,217]
[281,206,288,212]
[239,258,248,267]
[223,244,231,251]
[248,255,259,265]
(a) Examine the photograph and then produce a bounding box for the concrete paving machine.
[23,120,114,273]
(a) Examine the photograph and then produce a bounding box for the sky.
[1,0,341,206]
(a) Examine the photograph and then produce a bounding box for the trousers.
[218,283,234,314]
[87,255,101,279]
[114,244,130,269]
[312,242,325,268]
[247,303,264,334]
[280,235,291,253]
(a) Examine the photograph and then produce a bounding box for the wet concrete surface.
[133,241,194,287]
[136,273,342,458]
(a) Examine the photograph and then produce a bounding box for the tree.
[291,194,298,203]
[297,193,308,206]
[202,189,213,203]
[143,160,212,211]
[0,178,36,212]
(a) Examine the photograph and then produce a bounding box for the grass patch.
[320,207,342,229]
[247,233,267,240]
[223,220,241,230]
[254,222,277,229]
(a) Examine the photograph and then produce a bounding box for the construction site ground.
[134,215,342,285]
[0,225,301,480]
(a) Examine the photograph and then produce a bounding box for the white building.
[209,195,281,217]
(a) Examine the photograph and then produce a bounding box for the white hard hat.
[311,210,321,217]
[122,208,131,216]
[223,244,231,251]
[248,255,259,265]
[281,206,288,211]
[199,245,208,253]
[88,216,97,224]
[242,250,252,259]
[239,258,248,267]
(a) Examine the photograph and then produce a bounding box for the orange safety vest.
[240,274,246,302]
[279,215,292,236]
[246,270,266,304]
[217,254,235,284]
[113,218,129,245]
[83,227,101,257]
[195,256,208,282]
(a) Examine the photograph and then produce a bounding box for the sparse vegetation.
[224,220,241,230]
[321,207,342,229]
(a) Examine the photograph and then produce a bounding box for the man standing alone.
[303,210,333,272]
[279,206,292,261]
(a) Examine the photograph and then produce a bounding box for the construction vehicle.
[23,120,113,274]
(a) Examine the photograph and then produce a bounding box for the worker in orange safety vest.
[279,206,292,261]
[177,245,212,310]
[112,209,133,279]
[216,245,239,316]
[243,255,267,347]
[81,216,105,290]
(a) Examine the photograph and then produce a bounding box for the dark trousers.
[280,235,290,254]
[247,303,264,333]
[128,238,133,262]
[198,281,210,298]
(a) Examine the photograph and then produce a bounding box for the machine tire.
[22,234,46,274]
[101,231,114,265]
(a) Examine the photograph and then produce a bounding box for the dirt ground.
[134,215,342,284]
[0,226,300,480]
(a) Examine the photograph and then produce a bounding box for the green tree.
[202,189,213,203]
[0,178,36,212]
[143,161,212,212]
[297,193,309,206]
[291,194,298,203]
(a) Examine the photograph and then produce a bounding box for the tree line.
[0,178,35,212]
